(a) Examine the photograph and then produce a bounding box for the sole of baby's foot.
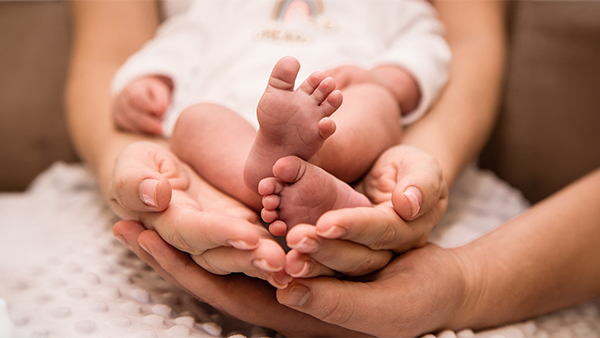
[258,156,370,232]
[244,56,342,191]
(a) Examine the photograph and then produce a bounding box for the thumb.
[276,278,375,335]
[391,161,447,222]
[111,143,174,214]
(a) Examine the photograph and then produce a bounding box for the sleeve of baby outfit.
[110,2,209,99]
[370,1,451,125]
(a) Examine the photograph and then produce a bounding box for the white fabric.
[2,163,599,337]
[0,298,13,338]
[112,0,451,135]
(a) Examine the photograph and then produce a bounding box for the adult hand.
[284,144,448,277]
[277,243,470,338]
[109,141,290,287]
[113,220,365,337]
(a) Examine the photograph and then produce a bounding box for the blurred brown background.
[0,1,77,191]
[1,1,599,204]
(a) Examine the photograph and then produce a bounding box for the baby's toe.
[311,76,337,106]
[262,194,281,210]
[268,56,301,91]
[261,208,279,224]
[320,89,343,116]
[258,177,283,196]
[269,220,289,237]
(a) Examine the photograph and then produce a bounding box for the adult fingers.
[193,238,292,288]
[287,223,393,276]
[284,249,336,278]
[391,156,448,222]
[315,205,432,253]
[277,278,385,336]
[115,221,286,298]
[376,145,447,221]
[138,201,263,256]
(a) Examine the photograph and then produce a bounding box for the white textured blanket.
[0,162,598,338]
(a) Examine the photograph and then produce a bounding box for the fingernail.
[253,259,281,272]
[290,261,312,278]
[139,241,153,256]
[282,283,310,307]
[140,179,159,207]
[403,186,422,218]
[291,237,317,253]
[317,225,346,239]
[227,239,257,250]
[115,234,131,250]
[268,273,293,289]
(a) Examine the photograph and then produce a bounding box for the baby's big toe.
[268,56,301,91]
[272,156,306,184]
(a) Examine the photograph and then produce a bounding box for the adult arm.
[65,0,162,191]
[453,168,600,330]
[402,0,507,187]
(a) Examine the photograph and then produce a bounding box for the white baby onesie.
[112,0,451,135]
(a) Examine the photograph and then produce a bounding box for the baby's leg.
[259,156,370,235]
[170,103,261,210]
[243,56,343,192]
[311,83,403,182]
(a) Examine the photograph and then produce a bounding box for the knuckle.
[191,253,229,275]
[370,223,401,250]
[111,175,130,207]
[344,254,385,276]
[159,209,198,254]
[414,233,429,248]
[319,293,355,326]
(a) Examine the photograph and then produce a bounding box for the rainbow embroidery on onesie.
[272,0,324,22]
[255,0,338,43]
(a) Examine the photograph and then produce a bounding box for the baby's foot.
[244,56,343,191]
[258,156,370,236]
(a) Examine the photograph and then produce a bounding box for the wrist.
[444,244,491,332]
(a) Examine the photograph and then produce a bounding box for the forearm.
[65,1,162,195]
[403,0,507,187]
[454,168,600,329]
